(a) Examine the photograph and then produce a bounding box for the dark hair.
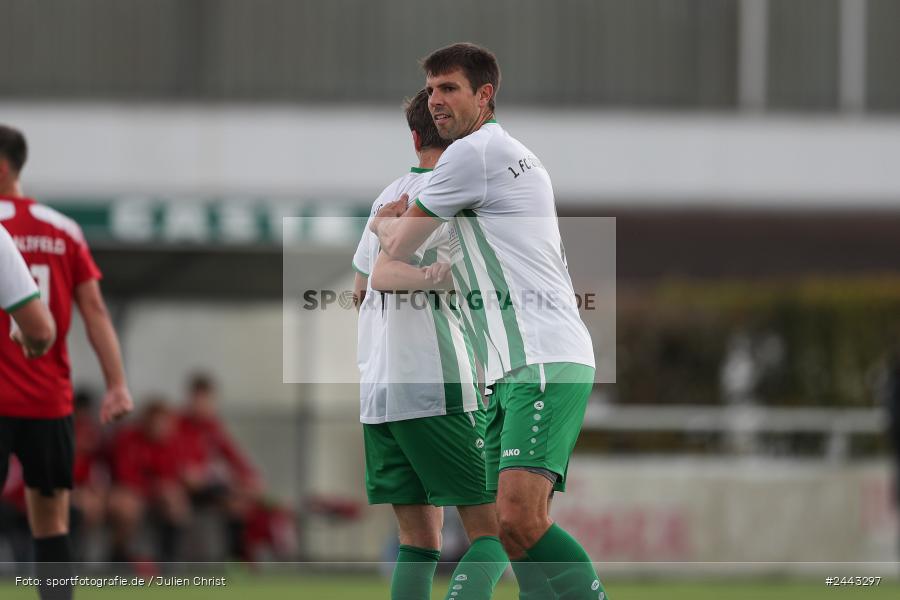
[0,125,27,174]
[405,88,451,150]
[421,42,501,111]
[142,396,172,419]
[74,388,96,411]
[188,372,216,395]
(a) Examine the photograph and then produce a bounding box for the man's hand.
[8,299,56,358]
[10,326,51,359]
[99,384,134,425]
[369,194,409,235]
[423,262,452,286]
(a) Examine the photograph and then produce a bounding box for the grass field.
[2,574,899,599]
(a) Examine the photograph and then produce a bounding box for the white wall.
[70,300,295,408]
[2,103,900,208]
[555,457,898,571]
[302,457,900,570]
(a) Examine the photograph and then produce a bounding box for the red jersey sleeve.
[210,420,259,483]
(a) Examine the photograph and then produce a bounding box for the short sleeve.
[352,224,374,277]
[70,230,102,286]
[416,141,484,220]
[0,225,39,312]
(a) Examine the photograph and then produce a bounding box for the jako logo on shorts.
[502,449,520,457]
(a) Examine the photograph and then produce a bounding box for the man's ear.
[412,129,422,153]
[477,83,494,109]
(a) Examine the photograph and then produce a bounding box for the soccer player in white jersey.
[1,223,55,357]
[353,90,508,600]
[371,44,609,600]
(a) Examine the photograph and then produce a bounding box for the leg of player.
[441,502,508,600]
[392,504,443,600]
[493,363,608,599]
[106,487,142,561]
[498,470,607,600]
[25,488,73,600]
[156,482,191,561]
[497,469,607,600]
[495,475,559,599]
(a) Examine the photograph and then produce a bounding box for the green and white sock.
[392,544,440,600]
[443,536,509,600]
[525,523,609,600]
[512,556,557,599]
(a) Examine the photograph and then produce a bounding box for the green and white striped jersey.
[353,168,479,424]
[416,122,595,379]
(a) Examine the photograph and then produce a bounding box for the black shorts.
[0,416,74,497]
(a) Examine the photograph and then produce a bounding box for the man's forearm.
[371,203,442,260]
[9,299,56,358]
[370,255,430,292]
[372,217,405,259]
[85,315,127,388]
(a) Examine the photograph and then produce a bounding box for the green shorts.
[363,410,495,507]
[485,362,594,493]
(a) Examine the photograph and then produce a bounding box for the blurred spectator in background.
[103,379,297,567]
[0,457,31,563]
[107,398,188,564]
[175,373,261,560]
[70,389,110,557]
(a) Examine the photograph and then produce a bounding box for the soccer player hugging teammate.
[354,90,509,600]
[371,44,609,599]
[1,221,55,358]
[0,125,134,600]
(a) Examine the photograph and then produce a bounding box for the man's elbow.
[369,270,389,292]
[379,236,400,259]
[23,320,56,357]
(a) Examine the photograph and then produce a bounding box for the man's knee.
[398,523,442,549]
[496,501,549,551]
[25,490,70,537]
[108,487,144,525]
[457,503,499,540]
[394,505,443,549]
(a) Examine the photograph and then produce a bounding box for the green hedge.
[615,276,900,407]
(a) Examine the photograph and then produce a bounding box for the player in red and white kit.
[0,125,133,600]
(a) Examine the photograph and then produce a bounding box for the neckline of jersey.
[410,167,433,173]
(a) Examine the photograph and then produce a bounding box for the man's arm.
[74,279,133,424]
[370,251,453,292]
[8,298,56,358]
[353,273,368,311]
[371,199,442,261]
[374,141,483,260]
[210,421,261,490]
[1,225,55,357]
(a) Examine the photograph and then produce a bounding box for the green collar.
[486,118,498,124]
[410,167,433,173]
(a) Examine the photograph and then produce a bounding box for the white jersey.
[416,121,595,378]
[354,168,479,424]
[0,224,39,312]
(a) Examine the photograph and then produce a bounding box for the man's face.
[189,389,216,419]
[145,409,174,440]
[426,68,484,141]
